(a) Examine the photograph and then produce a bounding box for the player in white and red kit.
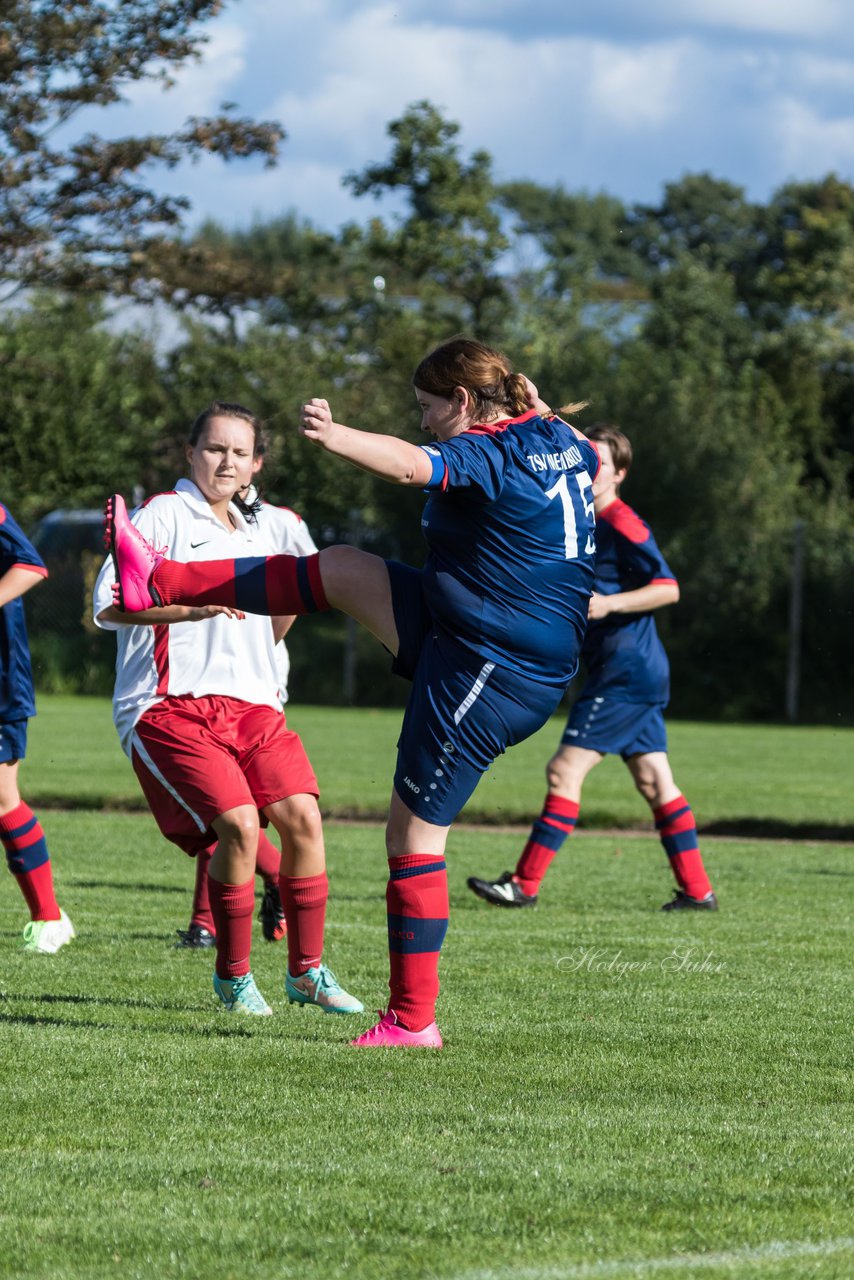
[94,402,362,1016]
[173,485,316,951]
[468,424,718,912]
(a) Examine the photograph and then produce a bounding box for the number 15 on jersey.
[545,471,595,560]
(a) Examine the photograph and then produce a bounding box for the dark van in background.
[26,509,113,693]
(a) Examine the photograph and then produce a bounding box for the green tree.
[0,1,282,301]
[344,101,509,334]
[500,181,635,300]
[757,175,854,323]
[0,294,169,522]
[624,174,763,281]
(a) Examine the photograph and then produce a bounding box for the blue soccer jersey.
[419,411,599,688]
[581,498,677,704]
[0,503,48,722]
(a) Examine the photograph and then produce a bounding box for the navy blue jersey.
[419,411,599,688]
[581,498,677,704]
[0,503,48,721]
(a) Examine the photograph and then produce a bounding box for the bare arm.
[588,581,680,621]
[0,565,47,609]
[301,399,433,486]
[97,603,245,626]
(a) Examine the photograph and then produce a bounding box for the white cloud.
[672,0,846,40]
[793,54,854,92]
[586,42,688,128]
[59,0,854,229]
[773,98,854,177]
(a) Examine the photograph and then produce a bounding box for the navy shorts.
[561,694,667,759]
[387,562,564,825]
[0,720,28,764]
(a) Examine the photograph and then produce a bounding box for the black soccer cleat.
[175,924,216,949]
[259,883,287,942]
[466,871,537,908]
[660,890,719,912]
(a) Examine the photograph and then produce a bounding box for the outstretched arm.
[0,565,46,609]
[588,582,680,620]
[301,399,433,486]
[97,603,245,626]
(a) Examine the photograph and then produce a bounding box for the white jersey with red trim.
[93,480,317,755]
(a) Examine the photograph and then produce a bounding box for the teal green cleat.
[286,964,364,1015]
[21,908,75,954]
[213,971,272,1016]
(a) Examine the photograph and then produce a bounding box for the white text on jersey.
[526,445,583,473]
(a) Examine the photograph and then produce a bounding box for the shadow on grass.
[5,990,210,1014]
[69,879,186,895]
[0,1009,254,1037]
[0,993,363,1044]
[700,819,854,842]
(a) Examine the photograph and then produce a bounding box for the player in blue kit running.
[0,503,75,952]
[104,337,599,1048]
[467,423,718,913]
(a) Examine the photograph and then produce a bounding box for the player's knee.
[546,754,578,795]
[218,807,260,852]
[280,795,322,844]
[631,769,658,804]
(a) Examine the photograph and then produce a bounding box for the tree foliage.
[0,1,283,301]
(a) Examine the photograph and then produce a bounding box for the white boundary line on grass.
[457,1235,854,1279]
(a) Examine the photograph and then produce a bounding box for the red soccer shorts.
[130,695,318,856]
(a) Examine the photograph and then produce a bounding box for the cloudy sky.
[106,0,854,231]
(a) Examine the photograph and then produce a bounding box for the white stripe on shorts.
[453,661,496,726]
[130,731,208,833]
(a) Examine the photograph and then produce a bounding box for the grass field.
[1,701,852,1279]
[23,697,854,834]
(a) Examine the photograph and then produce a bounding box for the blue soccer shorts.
[387,562,564,825]
[0,720,28,764]
[560,693,668,759]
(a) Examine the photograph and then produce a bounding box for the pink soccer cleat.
[104,494,165,612]
[350,1009,443,1049]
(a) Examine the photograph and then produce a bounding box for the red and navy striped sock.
[0,802,61,921]
[514,793,580,896]
[281,871,328,976]
[654,794,713,900]
[208,877,255,979]
[190,845,216,933]
[387,854,449,1032]
[153,552,329,616]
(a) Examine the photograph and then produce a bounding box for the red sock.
[654,795,713,899]
[255,832,282,887]
[387,854,449,1032]
[281,872,328,975]
[190,846,215,932]
[514,794,579,895]
[0,802,61,921]
[154,553,329,615]
[208,877,255,979]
